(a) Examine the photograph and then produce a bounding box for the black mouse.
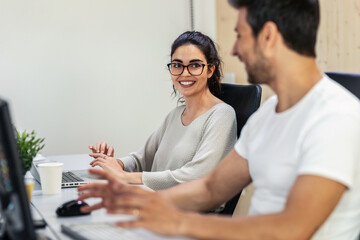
[56,200,91,217]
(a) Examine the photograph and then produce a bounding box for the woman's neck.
[181,89,222,126]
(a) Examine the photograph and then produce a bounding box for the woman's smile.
[178,80,196,88]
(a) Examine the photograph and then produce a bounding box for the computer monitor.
[0,98,37,240]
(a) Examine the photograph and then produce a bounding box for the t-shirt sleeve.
[297,113,360,188]
[142,105,237,190]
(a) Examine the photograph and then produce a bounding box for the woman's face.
[170,44,214,99]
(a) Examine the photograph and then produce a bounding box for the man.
[78,0,360,239]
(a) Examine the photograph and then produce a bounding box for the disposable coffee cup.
[38,162,63,195]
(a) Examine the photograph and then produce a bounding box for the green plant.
[16,130,45,175]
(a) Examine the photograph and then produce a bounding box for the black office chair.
[214,83,262,215]
[325,72,360,99]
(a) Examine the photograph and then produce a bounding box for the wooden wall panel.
[317,0,360,72]
[216,0,360,103]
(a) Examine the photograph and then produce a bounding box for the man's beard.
[247,72,258,84]
[246,48,273,85]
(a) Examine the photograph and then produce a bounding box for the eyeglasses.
[167,62,209,76]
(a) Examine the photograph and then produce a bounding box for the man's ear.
[257,21,278,56]
[207,64,216,79]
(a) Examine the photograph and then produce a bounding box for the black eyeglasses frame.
[167,63,210,76]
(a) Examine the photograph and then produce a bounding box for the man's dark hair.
[228,0,320,57]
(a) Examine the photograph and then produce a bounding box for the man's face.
[231,8,273,85]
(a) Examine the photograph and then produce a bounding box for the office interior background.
[0,0,216,156]
[0,0,359,215]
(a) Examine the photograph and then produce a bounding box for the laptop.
[30,155,99,188]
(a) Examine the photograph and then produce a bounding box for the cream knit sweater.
[120,102,237,190]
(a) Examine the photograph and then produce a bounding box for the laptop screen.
[0,99,37,240]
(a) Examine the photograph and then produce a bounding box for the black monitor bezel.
[0,99,37,240]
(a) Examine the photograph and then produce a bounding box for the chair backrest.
[215,83,262,138]
[325,72,360,99]
[214,83,262,215]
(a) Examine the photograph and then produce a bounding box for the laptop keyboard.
[62,171,84,183]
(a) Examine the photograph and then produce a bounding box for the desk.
[31,154,191,240]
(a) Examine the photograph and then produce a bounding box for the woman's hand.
[89,153,124,172]
[89,141,114,157]
[77,169,185,237]
[89,154,143,184]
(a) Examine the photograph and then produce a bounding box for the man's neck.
[270,54,323,113]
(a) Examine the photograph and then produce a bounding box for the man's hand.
[77,169,185,236]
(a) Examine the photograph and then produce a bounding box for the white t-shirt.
[235,76,360,240]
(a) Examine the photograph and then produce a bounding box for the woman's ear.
[207,64,216,79]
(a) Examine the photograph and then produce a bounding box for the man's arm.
[177,174,346,240]
[159,149,252,212]
[77,152,346,239]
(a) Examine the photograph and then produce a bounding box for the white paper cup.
[38,162,63,195]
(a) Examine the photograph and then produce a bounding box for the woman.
[89,31,236,190]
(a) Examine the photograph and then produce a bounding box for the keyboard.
[61,222,144,240]
[62,171,84,183]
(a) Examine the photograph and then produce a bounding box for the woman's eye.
[172,63,182,68]
[190,63,201,68]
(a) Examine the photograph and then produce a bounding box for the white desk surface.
[31,154,192,240]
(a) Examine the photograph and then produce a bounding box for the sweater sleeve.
[142,105,237,190]
[119,110,173,172]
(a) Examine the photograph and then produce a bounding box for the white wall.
[193,0,217,41]
[0,0,216,157]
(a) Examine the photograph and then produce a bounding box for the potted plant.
[16,130,45,175]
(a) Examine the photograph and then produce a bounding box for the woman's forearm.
[124,172,143,184]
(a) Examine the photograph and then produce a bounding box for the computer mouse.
[56,200,91,217]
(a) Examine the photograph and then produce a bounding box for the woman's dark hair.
[170,31,222,100]
[228,0,320,57]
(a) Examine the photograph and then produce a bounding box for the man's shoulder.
[312,76,360,117]
[249,95,277,119]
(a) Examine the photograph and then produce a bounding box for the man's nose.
[231,43,237,56]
